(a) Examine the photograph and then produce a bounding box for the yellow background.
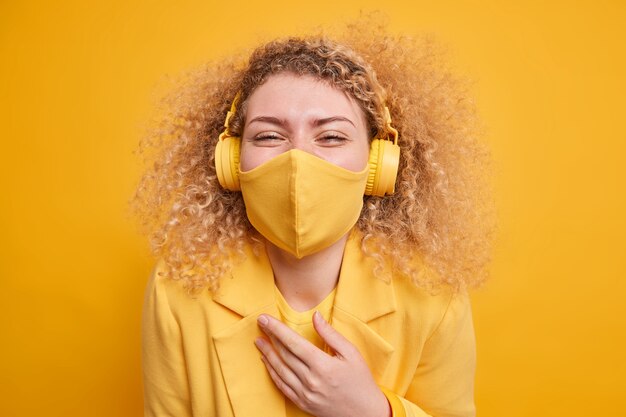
[1,0,624,415]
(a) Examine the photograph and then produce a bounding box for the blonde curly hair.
[130,18,495,296]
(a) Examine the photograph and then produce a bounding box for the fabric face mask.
[238,149,369,258]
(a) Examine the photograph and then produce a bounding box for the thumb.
[312,311,353,359]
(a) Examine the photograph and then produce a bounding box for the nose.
[288,129,316,155]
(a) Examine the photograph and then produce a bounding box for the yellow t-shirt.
[274,285,336,417]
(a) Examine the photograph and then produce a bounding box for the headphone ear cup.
[215,136,241,191]
[365,139,400,196]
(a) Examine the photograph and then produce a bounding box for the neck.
[266,233,350,312]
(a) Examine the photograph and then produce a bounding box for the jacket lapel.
[212,248,286,417]
[211,232,397,416]
[332,233,397,381]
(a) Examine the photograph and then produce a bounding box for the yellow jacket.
[142,235,476,417]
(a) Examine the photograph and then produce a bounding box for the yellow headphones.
[214,93,400,197]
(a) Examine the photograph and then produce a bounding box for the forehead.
[244,73,366,124]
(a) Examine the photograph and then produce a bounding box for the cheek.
[329,140,370,172]
[239,145,260,172]
[239,142,282,172]
[354,141,371,171]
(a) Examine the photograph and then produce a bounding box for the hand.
[254,311,391,417]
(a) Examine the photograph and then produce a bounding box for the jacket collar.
[211,231,397,417]
[212,231,397,322]
[212,243,276,317]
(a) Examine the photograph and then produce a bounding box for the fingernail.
[255,338,265,348]
[258,315,269,327]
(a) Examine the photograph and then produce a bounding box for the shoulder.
[144,258,216,320]
[389,266,472,340]
[144,257,256,335]
[147,259,191,300]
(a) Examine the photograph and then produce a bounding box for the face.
[239,73,370,172]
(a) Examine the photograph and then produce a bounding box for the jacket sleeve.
[383,291,477,417]
[142,262,193,417]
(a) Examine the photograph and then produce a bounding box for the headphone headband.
[382,106,399,145]
[218,92,242,143]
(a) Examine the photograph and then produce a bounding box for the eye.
[254,133,281,141]
[317,133,348,145]
[248,132,285,147]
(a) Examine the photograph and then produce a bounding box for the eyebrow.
[247,115,356,128]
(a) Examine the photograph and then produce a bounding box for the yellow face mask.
[239,149,369,258]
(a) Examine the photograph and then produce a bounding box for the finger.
[312,310,355,359]
[255,337,303,393]
[264,330,310,378]
[258,314,325,366]
[260,355,301,406]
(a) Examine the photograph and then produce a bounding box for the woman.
[133,22,494,417]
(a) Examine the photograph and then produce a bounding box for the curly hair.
[129,18,495,296]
